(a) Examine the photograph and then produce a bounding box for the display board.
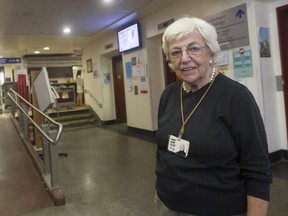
[34,67,54,112]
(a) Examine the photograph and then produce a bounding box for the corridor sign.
[0,58,21,64]
[206,4,249,50]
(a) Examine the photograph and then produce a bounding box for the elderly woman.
[154,17,272,216]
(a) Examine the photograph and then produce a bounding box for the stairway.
[47,105,100,130]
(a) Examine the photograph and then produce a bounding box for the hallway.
[0,113,287,215]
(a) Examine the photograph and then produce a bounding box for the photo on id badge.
[168,135,189,158]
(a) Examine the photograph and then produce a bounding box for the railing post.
[42,124,51,178]
[11,94,16,118]
[41,124,59,188]
[20,104,29,139]
[49,129,59,187]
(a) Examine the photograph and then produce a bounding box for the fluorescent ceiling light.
[63,27,71,33]
[34,51,40,54]
[43,47,50,50]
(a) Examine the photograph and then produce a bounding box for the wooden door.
[277,4,288,137]
[112,55,127,123]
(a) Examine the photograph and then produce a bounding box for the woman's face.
[168,31,213,88]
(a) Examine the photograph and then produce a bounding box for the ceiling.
[0,0,177,58]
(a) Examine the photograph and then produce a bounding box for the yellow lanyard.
[178,73,218,138]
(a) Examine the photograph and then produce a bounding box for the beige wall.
[3,65,14,81]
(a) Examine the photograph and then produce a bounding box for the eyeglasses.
[169,44,207,60]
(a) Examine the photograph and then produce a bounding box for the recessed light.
[34,51,40,54]
[44,47,50,50]
[63,27,71,33]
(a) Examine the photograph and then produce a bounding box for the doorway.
[112,55,127,123]
[277,4,288,137]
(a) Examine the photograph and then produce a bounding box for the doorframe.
[111,55,127,123]
[277,4,288,137]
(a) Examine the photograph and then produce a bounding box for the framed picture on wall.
[86,59,92,73]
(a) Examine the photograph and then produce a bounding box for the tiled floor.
[22,123,158,216]
[0,113,288,216]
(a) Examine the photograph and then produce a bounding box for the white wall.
[254,0,288,152]
[82,0,288,152]
[121,47,155,130]
[81,33,118,121]
[145,35,166,131]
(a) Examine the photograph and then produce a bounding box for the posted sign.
[206,4,249,50]
[0,58,21,64]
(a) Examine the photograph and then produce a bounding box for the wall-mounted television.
[117,22,142,53]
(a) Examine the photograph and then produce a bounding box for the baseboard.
[127,126,156,138]
[101,120,116,125]
[269,149,288,163]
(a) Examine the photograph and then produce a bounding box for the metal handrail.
[84,88,103,108]
[7,88,63,144]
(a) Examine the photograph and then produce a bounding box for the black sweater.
[155,73,272,216]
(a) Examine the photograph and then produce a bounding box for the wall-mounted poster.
[258,27,271,58]
[217,50,229,66]
[103,73,111,86]
[233,46,253,79]
[131,57,137,66]
[86,59,92,73]
[93,63,99,78]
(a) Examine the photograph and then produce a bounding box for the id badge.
[168,135,190,158]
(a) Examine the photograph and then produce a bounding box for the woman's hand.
[247,195,268,216]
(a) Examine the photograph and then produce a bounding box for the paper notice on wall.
[233,46,253,79]
[217,50,229,66]
[102,73,111,86]
[134,85,138,95]
[125,62,132,80]
[217,67,229,74]
[136,64,147,77]
[137,52,145,64]
[139,77,149,94]
[127,79,133,92]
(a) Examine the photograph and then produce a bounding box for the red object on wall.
[17,73,30,140]
[17,74,29,102]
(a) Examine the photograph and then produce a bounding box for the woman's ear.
[209,51,215,64]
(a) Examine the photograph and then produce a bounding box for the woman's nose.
[180,50,192,61]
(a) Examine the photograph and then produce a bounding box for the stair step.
[48,110,91,118]
[23,105,102,130]
[65,118,97,125]
[50,118,98,128]
[50,113,93,122]
[48,105,90,115]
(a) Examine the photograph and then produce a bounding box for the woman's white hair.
[162,17,221,63]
